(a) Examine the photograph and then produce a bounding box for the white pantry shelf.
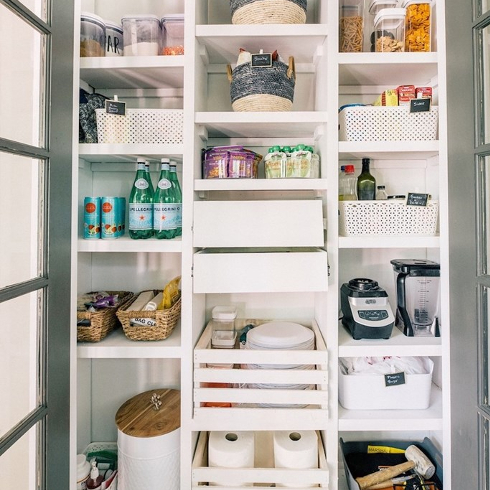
[194,178,328,192]
[78,236,182,253]
[338,385,443,432]
[196,24,328,64]
[77,323,181,359]
[338,141,440,160]
[79,55,184,89]
[79,143,184,162]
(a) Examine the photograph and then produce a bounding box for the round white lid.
[246,322,314,348]
[368,0,399,14]
[81,12,105,26]
[105,20,123,31]
[212,305,237,320]
[374,8,407,27]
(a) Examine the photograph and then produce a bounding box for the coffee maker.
[391,259,440,337]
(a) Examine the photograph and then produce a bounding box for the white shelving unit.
[71,0,450,488]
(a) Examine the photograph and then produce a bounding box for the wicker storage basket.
[116,290,181,341]
[228,57,295,112]
[230,0,307,24]
[339,105,438,141]
[95,109,183,144]
[77,291,134,342]
[339,200,439,236]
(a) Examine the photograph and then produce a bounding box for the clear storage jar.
[401,0,432,52]
[374,8,406,52]
[80,12,105,57]
[105,21,123,56]
[121,15,161,56]
[339,0,364,52]
[367,0,399,52]
[161,14,184,55]
[210,305,237,349]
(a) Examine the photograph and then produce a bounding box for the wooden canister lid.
[115,388,180,438]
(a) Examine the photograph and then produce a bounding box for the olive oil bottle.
[357,157,376,200]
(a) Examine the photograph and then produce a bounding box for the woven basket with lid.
[230,0,307,24]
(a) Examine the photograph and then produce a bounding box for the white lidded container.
[373,8,406,52]
[366,0,399,51]
[76,453,91,490]
[161,14,185,55]
[116,388,180,490]
[121,14,161,56]
[400,0,432,52]
[80,12,105,57]
[105,21,123,56]
[210,305,237,349]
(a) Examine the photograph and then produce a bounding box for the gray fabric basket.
[229,59,295,111]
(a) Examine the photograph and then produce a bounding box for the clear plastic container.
[105,21,123,57]
[121,15,161,56]
[339,164,357,200]
[161,14,184,55]
[367,0,399,52]
[401,0,432,52]
[210,306,237,349]
[339,0,364,52]
[374,8,406,52]
[80,12,105,57]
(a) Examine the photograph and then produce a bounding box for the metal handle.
[150,393,162,410]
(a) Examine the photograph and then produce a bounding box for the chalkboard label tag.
[410,98,431,113]
[105,99,126,116]
[384,372,406,387]
[407,192,429,206]
[251,52,272,68]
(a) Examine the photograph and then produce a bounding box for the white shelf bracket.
[314,125,325,142]
[199,44,210,66]
[313,45,324,65]
[197,125,208,142]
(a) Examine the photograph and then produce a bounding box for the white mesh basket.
[95,109,183,144]
[339,200,438,236]
[339,106,438,141]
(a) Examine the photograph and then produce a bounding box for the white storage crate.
[339,200,438,236]
[338,358,434,410]
[192,431,329,489]
[95,108,183,144]
[193,319,328,428]
[339,105,438,141]
[193,248,329,293]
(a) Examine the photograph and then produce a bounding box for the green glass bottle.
[169,161,182,237]
[153,158,177,239]
[144,160,155,195]
[129,158,154,239]
[357,157,376,200]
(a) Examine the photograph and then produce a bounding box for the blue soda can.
[83,197,100,239]
[101,197,118,239]
[118,197,126,237]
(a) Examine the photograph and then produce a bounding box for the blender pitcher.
[390,259,441,337]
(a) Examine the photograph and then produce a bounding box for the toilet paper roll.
[208,431,255,487]
[273,431,318,488]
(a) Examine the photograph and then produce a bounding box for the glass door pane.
[0,152,45,288]
[0,3,46,148]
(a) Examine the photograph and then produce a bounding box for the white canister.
[116,388,181,490]
[105,21,123,56]
[77,454,91,490]
[121,15,161,56]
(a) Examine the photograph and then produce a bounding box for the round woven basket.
[229,58,295,112]
[230,0,307,24]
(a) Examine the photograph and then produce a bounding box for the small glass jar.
[105,21,123,57]
[121,14,161,56]
[80,12,105,57]
[339,0,364,52]
[367,0,399,52]
[210,306,237,349]
[374,8,406,52]
[161,14,184,55]
[401,0,432,52]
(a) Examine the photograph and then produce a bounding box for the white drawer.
[193,200,324,247]
[193,248,328,293]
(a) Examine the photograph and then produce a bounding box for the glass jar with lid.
[401,0,432,52]
[210,305,237,349]
[367,0,399,52]
[373,8,406,52]
[80,12,106,57]
[339,0,364,52]
[105,21,123,57]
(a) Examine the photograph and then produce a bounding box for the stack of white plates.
[244,322,315,407]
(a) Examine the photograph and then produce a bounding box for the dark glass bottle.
[357,157,376,200]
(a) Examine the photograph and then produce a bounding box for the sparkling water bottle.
[153,158,178,239]
[169,161,182,237]
[129,158,154,239]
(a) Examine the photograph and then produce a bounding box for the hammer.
[355,445,435,490]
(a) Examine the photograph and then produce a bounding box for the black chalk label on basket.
[384,372,406,387]
[407,192,429,206]
[410,98,431,113]
[105,99,126,116]
[251,52,272,68]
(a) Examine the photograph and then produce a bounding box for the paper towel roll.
[273,431,318,488]
[208,431,255,487]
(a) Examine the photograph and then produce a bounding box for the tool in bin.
[356,445,435,490]
[365,474,418,489]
